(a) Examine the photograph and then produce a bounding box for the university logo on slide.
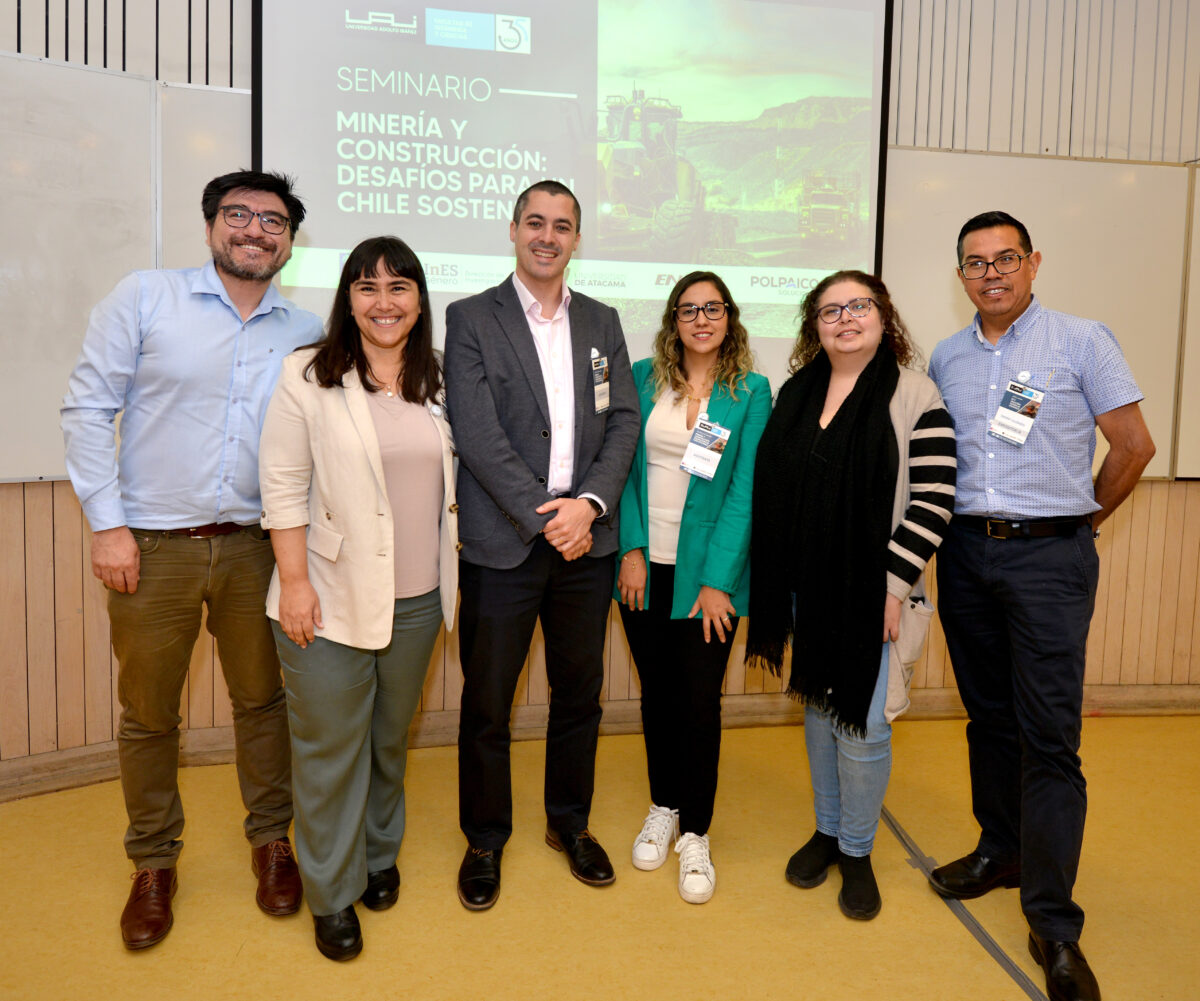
[426,9,532,54]
[344,9,419,35]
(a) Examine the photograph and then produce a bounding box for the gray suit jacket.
[444,275,639,569]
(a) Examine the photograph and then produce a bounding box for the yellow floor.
[3,718,1197,1000]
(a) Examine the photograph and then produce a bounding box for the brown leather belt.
[955,514,1092,540]
[158,522,256,539]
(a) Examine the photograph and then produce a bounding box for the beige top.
[365,389,443,598]
[645,390,702,564]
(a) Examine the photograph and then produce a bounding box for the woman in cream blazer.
[258,237,458,962]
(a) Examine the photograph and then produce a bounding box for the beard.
[210,239,287,282]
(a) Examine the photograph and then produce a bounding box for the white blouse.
[645,390,704,564]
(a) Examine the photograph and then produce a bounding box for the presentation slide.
[258,0,889,374]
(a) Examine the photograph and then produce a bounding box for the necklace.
[368,364,403,398]
[683,379,713,403]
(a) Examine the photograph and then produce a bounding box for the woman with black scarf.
[746,270,956,920]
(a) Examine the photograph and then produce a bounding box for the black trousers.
[618,562,736,836]
[457,537,614,849]
[936,518,1099,941]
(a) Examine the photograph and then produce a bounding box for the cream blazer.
[259,348,459,648]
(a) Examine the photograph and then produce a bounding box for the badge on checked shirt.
[988,380,1044,446]
[591,354,610,413]
[680,415,731,480]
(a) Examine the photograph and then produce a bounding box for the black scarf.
[746,348,899,734]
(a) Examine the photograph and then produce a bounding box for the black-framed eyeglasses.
[219,204,290,236]
[817,298,875,324]
[675,301,728,322]
[958,252,1030,280]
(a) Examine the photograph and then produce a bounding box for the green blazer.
[616,357,771,618]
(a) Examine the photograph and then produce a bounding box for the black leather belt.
[955,514,1092,539]
[157,522,257,539]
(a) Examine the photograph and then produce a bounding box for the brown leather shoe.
[120,867,178,950]
[251,837,303,915]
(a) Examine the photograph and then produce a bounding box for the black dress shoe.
[313,906,362,962]
[928,850,1020,899]
[361,865,400,911]
[1028,931,1101,1001]
[457,846,502,911]
[545,828,616,886]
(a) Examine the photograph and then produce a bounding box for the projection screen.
[256,0,892,387]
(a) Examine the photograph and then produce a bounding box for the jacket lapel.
[342,366,388,495]
[569,294,594,465]
[494,279,551,425]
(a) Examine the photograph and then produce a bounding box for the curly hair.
[650,271,757,401]
[788,269,920,372]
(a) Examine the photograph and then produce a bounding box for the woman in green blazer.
[615,271,771,904]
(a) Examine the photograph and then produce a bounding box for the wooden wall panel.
[0,483,30,759]
[1,479,1198,784]
[23,483,58,755]
[51,480,85,749]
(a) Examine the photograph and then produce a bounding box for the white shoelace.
[635,806,677,849]
[675,832,713,880]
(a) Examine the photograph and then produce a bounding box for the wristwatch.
[585,497,603,516]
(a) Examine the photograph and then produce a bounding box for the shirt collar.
[512,272,570,322]
[191,258,289,319]
[971,294,1041,345]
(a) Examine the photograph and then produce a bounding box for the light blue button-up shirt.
[61,260,323,531]
[928,296,1142,520]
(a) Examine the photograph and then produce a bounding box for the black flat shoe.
[1028,932,1101,1001]
[361,865,399,911]
[837,853,881,920]
[786,831,840,888]
[313,906,362,962]
[928,850,1020,899]
[457,846,502,911]
[545,828,616,886]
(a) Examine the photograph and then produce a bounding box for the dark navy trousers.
[937,518,1099,941]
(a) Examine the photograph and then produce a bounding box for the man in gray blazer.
[444,180,639,910]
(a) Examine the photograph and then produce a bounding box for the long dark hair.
[789,269,919,372]
[650,271,755,401]
[305,236,442,404]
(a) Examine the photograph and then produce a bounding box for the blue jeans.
[804,644,891,857]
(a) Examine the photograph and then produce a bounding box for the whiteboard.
[159,82,252,270]
[0,53,155,481]
[881,148,1185,479]
[1176,166,1200,477]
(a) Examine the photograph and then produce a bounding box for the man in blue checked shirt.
[926,210,1155,1001]
[61,170,323,950]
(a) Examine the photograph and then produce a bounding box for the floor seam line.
[880,804,1047,1001]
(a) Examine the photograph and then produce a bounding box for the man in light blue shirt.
[927,211,1155,1001]
[61,169,323,950]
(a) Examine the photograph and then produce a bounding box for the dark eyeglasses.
[675,302,728,322]
[958,253,1030,280]
[817,298,876,324]
[219,204,290,236]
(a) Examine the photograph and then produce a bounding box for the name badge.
[680,416,730,480]
[988,381,1044,446]
[591,355,610,413]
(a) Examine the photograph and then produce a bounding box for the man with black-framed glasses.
[927,210,1154,1001]
[62,169,323,950]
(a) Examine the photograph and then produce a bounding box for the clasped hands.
[536,496,595,561]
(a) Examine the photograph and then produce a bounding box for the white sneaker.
[631,805,679,871]
[676,832,715,904]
